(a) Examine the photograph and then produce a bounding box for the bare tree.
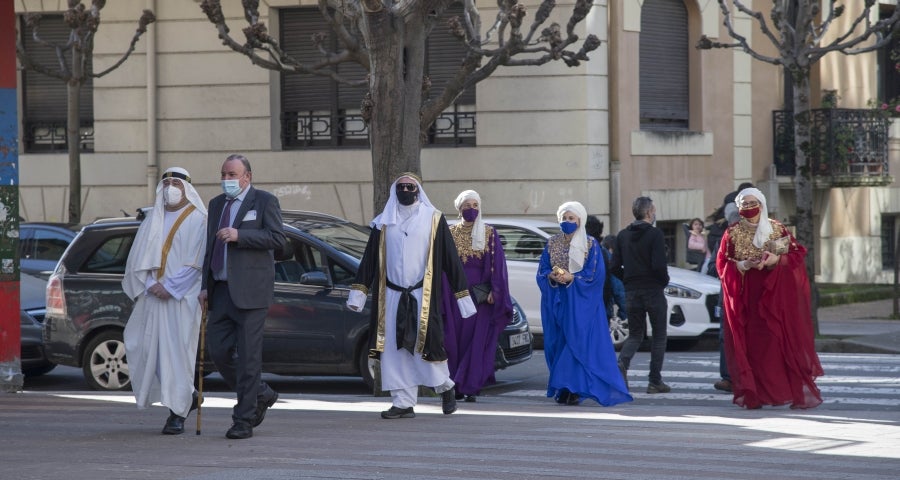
[698,0,900,333]
[16,0,154,224]
[200,0,600,209]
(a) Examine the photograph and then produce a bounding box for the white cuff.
[347,289,367,312]
[457,296,477,318]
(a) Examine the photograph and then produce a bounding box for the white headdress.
[370,173,435,229]
[736,187,772,248]
[556,201,589,273]
[454,190,485,251]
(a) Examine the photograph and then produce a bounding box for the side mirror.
[300,270,330,287]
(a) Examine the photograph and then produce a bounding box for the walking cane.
[196,304,207,435]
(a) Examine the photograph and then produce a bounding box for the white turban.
[736,187,772,248]
[454,190,486,251]
[556,201,589,274]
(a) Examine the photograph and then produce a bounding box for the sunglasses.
[396,183,418,192]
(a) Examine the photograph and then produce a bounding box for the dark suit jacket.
[202,186,286,310]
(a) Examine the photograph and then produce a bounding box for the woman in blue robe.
[537,201,632,406]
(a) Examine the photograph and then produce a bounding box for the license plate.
[509,332,530,348]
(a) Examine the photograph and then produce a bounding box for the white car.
[454,217,722,348]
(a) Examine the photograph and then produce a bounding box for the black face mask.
[396,190,418,206]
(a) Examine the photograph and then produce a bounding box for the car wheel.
[609,315,629,350]
[358,347,376,390]
[81,330,131,391]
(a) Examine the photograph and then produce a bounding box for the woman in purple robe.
[441,190,513,402]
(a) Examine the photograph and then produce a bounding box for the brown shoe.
[713,379,733,392]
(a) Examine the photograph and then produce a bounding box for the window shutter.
[426,2,474,105]
[280,8,367,113]
[639,0,689,129]
[20,14,93,122]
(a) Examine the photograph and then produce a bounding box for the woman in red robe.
[716,187,824,409]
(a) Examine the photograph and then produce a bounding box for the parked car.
[20,272,56,377]
[43,210,532,391]
[18,222,79,276]
[454,217,721,348]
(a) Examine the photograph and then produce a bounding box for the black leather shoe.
[161,411,185,435]
[556,389,571,405]
[464,395,477,403]
[252,390,279,428]
[441,388,458,415]
[225,422,253,439]
[380,406,415,419]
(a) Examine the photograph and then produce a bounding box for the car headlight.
[664,283,702,299]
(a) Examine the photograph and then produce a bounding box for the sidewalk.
[816,298,900,354]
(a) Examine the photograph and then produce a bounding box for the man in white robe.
[123,167,207,434]
[348,173,476,419]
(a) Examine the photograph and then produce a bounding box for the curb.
[815,337,899,354]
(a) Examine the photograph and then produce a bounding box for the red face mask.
[739,206,761,219]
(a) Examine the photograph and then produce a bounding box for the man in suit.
[199,154,286,439]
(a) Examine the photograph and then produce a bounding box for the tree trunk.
[362,9,427,211]
[66,80,82,225]
[791,71,819,335]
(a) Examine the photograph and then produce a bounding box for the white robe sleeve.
[457,296,477,318]
[162,266,202,301]
[347,289,367,312]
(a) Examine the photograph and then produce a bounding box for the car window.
[330,261,355,287]
[493,225,548,262]
[275,238,330,285]
[32,228,72,261]
[81,234,134,274]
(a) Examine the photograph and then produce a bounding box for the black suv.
[43,210,532,391]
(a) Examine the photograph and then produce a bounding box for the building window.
[882,215,896,269]
[657,220,676,265]
[639,0,689,130]
[19,14,94,153]
[279,5,475,149]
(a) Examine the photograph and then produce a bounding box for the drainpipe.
[145,0,158,205]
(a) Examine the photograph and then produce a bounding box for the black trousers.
[207,282,275,425]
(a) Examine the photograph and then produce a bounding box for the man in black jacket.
[611,197,671,394]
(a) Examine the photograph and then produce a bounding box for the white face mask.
[222,179,241,198]
[164,185,183,206]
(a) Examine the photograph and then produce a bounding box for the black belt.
[386,278,424,354]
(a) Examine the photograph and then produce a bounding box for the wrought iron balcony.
[772,108,892,187]
[23,120,94,153]
[281,108,475,149]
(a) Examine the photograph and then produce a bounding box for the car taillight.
[46,270,66,318]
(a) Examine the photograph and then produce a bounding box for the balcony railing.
[773,109,891,186]
[23,120,94,153]
[281,108,476,149]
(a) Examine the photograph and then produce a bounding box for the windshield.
[301,222,370,260]
[540,226,562,236]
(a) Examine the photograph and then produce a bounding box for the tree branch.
[92,10,156,78]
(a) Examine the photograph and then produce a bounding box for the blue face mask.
[560,221,578,234]
[222,179,242,199]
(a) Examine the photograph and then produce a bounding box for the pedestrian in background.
[347,173,476,419]
[710,181,753,393]
[717,187,823,409]
[537,201,632,406]
[123,167,207,435]
[199,154,286,439]
[442,190,513,402]
[600,234,628,327]
[611,196,671,394]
